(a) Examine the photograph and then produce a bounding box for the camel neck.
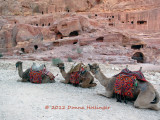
[95,69,109,87]
[59,68,67,78]
[18,64,23,78]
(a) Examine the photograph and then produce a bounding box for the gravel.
[0,60,160,120]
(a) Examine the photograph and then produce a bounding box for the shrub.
[68,57,73,62]
[77,48,82,54]
[88,14,91,18]
[52,58,63,66]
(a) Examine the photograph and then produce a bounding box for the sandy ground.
[0,59,160,120]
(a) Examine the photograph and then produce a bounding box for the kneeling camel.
[16,61,55,83]
[57,62,97,88]
[89,63,160,111]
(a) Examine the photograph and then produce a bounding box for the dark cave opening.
[21,48,25,53]
[69,31,79,37]
[131,45,143,50]
[96,37,104,42]
[137,20,147,25]
[34,45,38,50]
[132,52,144,63]
[109,23,114,26]
[73,41,78,44]
[56,32,63,40]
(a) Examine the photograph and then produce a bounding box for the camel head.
[88,63,100,74]
[15,61,23,69]
[57,63,65,70]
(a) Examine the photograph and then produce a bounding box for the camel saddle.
[70,66,86,85]
[29,67,46,83]
[114,68,147,98]
[115,68,147,82]
[29,63,55,83]
[68,63,85,73]
[31,63,45,71]
[114,74,136,98]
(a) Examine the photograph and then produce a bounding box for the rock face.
[54,17,82,37]
[0,0,160,64]
[51,15,95,39]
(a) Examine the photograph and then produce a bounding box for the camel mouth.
[59,66,65,70]
[16,64,18,68]
[58,65,65,70]
[15,61,22,67]
[56,63,65,70]
[88,64,98,71]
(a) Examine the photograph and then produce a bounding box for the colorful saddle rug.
[29,68,55,84]
[29,68,44,83]
[114,74,136,98]
[70,71,80,85]
[69,67,86,85]
[115,68,147,82]
[114,68,147,98]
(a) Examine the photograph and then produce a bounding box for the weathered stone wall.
[88,8,160,32]
[112,8,160,32]
[1,0,160,64]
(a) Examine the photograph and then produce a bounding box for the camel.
[56,62,97,88]
[16,61,55,83]
[89,63,160,111]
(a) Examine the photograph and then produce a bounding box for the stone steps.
[105,55,136,64]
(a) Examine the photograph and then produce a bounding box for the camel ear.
[139,67,142,72]
[16,63,18,68]
[88,64,92,68]
[126,65,128,69]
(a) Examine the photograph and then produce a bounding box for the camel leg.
[97,91,113,98]
[98,86,114,98]
[134,89,160,111]
[51,79,55,83]
[90,78,97,87]
[60,79,70,84]
[17,79,28,82]
[90,83,97,87]
[42,77,49,83]
[42,76,55,83]
[80,78,96,88]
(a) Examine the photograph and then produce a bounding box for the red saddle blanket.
[115,68,147,82]
[69,67,86,85]
[29,68,55,83]
[29,68,44,83]
[70,72,80,85]
[114,74,136,98]
[114,68,147,98]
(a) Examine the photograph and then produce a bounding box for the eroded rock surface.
[0,0,160,64]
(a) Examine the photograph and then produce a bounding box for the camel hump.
[69,63,85,73]
[31,63,45,71]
